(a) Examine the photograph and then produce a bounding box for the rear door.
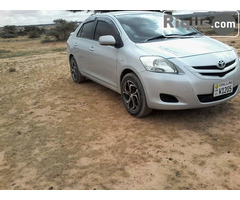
[73,20,96,75]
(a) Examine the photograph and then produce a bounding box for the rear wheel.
[121,73,152,117]
[70,56,86,83]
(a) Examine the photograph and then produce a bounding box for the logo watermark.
[163,11,239,37]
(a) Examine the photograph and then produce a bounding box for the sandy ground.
[0,36,240,190]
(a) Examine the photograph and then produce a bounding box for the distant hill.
[0,21,82,29]
[173,11,239,19]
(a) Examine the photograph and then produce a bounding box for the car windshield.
[116,13,200,43]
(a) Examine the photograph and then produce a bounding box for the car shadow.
[143,101,236,136]
[70,77,237,135]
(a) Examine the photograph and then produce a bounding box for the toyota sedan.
[67,11,240,117]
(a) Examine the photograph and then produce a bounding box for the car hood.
[136,37,232,58]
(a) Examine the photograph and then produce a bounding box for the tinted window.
[79,21,95,39]
[94,21,117,40]
[116,13,198,43]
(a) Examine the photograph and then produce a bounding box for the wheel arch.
[120,68,144,84]
[119,68,146,91]
[119,68,151,108]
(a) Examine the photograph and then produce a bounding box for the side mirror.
[99,35,116,46]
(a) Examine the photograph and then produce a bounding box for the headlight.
[140,56,178,74]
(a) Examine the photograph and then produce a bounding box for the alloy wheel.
[70,58,78,82]
[122,80,140,112]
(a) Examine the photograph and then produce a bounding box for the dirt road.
[0,36,240,189]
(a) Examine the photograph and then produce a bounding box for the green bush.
[41,37,53,43]
[28,30,40,38]
[1,25,18,38]
[47,19,77,41]
[1,33,18,38]
[24,26,45,35]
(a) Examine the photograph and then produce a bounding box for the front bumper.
[139,58,240,110]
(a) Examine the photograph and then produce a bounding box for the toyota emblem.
[218,60,226,69]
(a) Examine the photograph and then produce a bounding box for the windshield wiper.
[182,32,200,36]
[145,34,181,42]
[145,35,167,42]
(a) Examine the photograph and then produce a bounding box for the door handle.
[89,46,94,51]
[74,42,78,46]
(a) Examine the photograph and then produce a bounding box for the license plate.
[213,80,233,97]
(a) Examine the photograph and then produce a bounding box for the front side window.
[94,21,117,41]
[78,21,95,39]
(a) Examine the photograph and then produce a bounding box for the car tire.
[70,56,86,83]
[121,73,152,117]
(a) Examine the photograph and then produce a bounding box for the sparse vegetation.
[1,19,75,42]
[28,30,40,39]
[0,36,68,59]
[0,25,18,38]
[46,19,77,42]
[41,37,53,44]
[0,49,11,54]
[51,47,67,52]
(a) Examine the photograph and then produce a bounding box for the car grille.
[192,59,236,77]
[198,86,238,103]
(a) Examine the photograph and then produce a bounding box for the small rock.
[93,188,96,190]
[49,186,54,190]
[228,151,231,154]
[175,171,180,177]
[168,158,173,161]
[9,68,16,73]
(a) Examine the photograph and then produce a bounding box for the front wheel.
[121,73,152,117]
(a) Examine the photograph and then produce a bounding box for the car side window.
[78,21,95,39]
[94,21,117,41]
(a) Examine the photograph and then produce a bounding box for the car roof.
[95,11,164,18]
[83,11,164,24]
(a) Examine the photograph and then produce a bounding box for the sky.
[0,10,92,27]
[0,10,199,27]
[0,10,230,27]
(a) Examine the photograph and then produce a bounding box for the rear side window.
[78,21,95,39]
[94,21,117,41]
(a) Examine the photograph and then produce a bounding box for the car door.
[88,18,120,88]
[73,20,96,75]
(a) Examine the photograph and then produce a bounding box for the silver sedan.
[67,11,240,117]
